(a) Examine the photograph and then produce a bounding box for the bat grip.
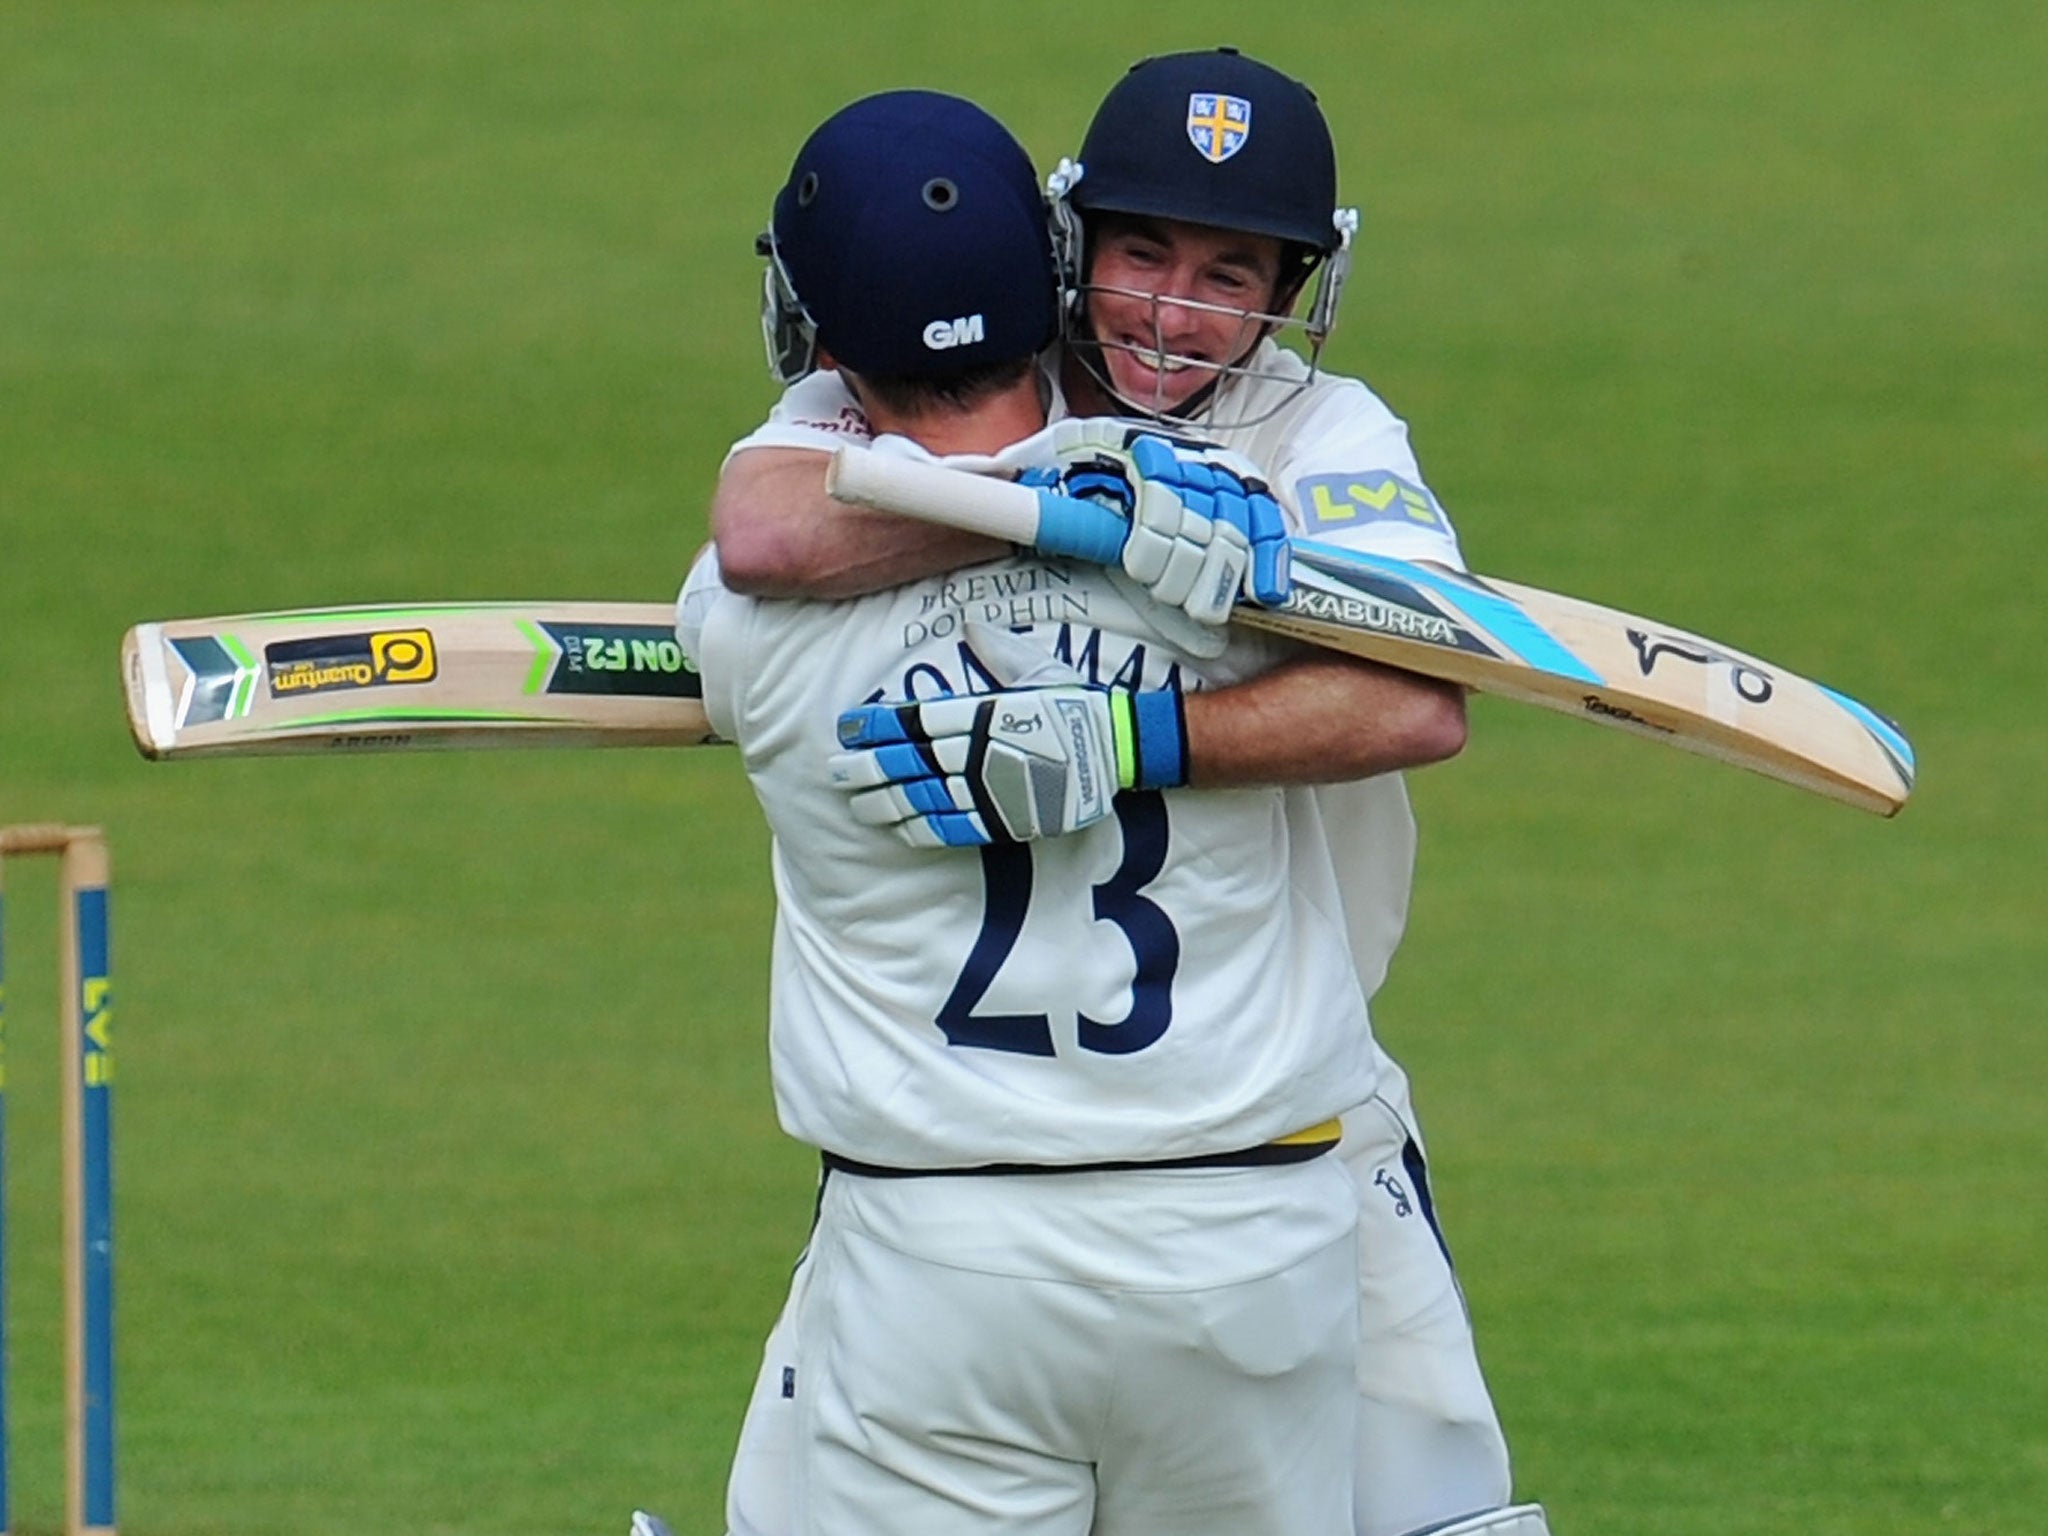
[825,446,1130,566]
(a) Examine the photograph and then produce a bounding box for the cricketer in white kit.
[714,339,1505,1536]
[682,89,1374,1536]
[704,52,1544,1536]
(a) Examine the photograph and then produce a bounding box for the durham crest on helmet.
[1186,93,1251,163]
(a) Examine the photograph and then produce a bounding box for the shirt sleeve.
[722,370,874,464]
[1271,378,1467,572]
[674,546,743,741]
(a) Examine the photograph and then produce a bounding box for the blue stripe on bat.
[1292,540,1604,687]
[1816,684,1916,786]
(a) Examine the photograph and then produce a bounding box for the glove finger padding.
[841,781,991,849]
[833,691,1115,844]
[827,731,974,788]
[1156,471,1253,625]
[831,704,997,847]
[1208,470,1289,606]
[831,683,1187,849]
[1048,432,1289,623]
[1135,437,1291,609]
[1124,478,1213,598]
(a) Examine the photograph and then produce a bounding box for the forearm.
[1181,653,1467,788]
[711,447,1005,597]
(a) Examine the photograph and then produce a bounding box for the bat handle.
[824,446,1130,567]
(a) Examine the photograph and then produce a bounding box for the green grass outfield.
[3,3,2043,1532]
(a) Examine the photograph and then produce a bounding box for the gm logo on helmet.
[1187,93,1251,163]
[923,314,986,351]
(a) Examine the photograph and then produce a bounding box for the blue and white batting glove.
[830,685,1190,848]
[1027,422,1290,624]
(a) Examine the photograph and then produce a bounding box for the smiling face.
[1073,213,1294,416]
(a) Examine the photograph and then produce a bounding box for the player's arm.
[833,649,1463,847]
[1182,651,1465,788]
[715,431,1287,626]
[712,447,1002,598]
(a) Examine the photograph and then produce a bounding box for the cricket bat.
[122,601,712,759]
[823,445,1916,817]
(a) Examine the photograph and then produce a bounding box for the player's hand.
[1033,422,1291,623]
[830,685,1188,848]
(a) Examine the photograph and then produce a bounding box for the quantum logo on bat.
[1627,630,1774,704]
[267,629,437,695]
[541,622,704,699]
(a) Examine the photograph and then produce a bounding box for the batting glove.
[830,685,1189,848]
[1029,422,1291,624]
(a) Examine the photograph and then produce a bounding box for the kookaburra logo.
[1628,628,1774,704]
[1372,1168,1413,1218]
[923,314,986,351]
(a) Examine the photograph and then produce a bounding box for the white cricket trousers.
[1342,1076,1515,1536]
[724,1090,1517,1536]
[780,1156,1360,1536]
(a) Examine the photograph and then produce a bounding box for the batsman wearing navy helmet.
[680,88,1421,1536]
[701,52,1550,1536]
[1048,49,1551,1536]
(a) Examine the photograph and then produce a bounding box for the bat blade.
[122,601,716,759]
[1261,543,1914,815]
[824,445,1915,817]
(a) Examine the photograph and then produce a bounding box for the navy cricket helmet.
[759,91,1058,384]
[1068,47,1343,254]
